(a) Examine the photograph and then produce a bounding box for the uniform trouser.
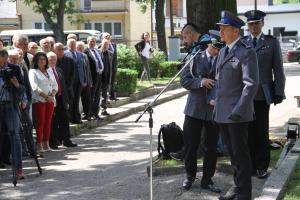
[109,64,117,98]
[90,74,102,116]
[183,115,218,185]
[140,56,151,81]
[0,102,22,170]
[219,122,252,200]
[51,96,72,144]
[248,100,270,171]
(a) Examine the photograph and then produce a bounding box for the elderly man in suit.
[47,52,77,148]
[241,10,286,179]
[84,36,104,120]
[214,11,259,200]
[180,24,223,193]
[65,39,87,124]
[77,41,93,121]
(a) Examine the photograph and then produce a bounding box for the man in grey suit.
[242,10,286,179]
[180,24,223,193]
[214,11,259,200]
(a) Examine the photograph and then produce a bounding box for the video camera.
[0,67,15,82]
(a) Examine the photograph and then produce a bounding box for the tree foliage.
[22,0,78,42]
[187,0,237,34]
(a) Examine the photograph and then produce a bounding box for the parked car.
[287,47,300,63]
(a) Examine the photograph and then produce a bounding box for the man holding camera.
[0,49,25,179]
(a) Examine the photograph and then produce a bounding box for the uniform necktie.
[224,46,229,58]
[253,37,257,47]
[208,56,213,68]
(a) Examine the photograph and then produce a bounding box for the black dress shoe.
[182,178,194,190]
[101,110,110,116]
[0,162,5,169]
[201,183,222,193]
[109,96,119,101]
[82,115,92,121]
[92,115,103,120]
[63,141,78,147]
[2,160,11,165]
[71,120,83,124]
[219,192,237,200]
[256,169,268,179]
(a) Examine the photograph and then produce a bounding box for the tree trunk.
[155,0,167,57]
[186,0,237,34]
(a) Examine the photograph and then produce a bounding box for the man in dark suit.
[53,43,75,116]
[180,24,223,193]
[77,41,93,121]
[84,36,104,120]
[47,52,77,148]
[214,11,259,200]
[242,10,286,179]
[100,32,118,100]
[65,39,88,124]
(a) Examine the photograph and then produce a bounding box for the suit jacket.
[53,67,69,110]
[56,55,75,98]
[84,48,102,85]
[100,50,114,85]
[23,52,33,71]
[180,51,216,121]
[82,53,93,87]
[110,43,117,70]
[241,34,286,105]
[214,39,259,123]
[64,50,87,86]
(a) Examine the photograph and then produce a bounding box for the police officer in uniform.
[214,11,259,200]
[180,24,223,193]
[241,10,286,179]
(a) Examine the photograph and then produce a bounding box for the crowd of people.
[0,31,118,179]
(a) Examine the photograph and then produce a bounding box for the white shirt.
[251,32,262,41]
[142,42,151,58]
[29,68,58,105]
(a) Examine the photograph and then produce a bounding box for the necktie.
[91,49,103,73]
[224,46,229,58]
[72,51,77,59]
[208,56,213,68]
[52,68,62,96]
[253,37,257,47]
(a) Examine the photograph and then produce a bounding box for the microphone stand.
[135,47,203,200]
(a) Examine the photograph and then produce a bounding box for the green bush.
[115,68,138,96]
[159,61,181,78]
[117,44,167,78]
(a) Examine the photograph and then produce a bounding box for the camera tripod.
[0,82,42,187]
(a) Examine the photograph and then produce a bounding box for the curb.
[256,138,300,200]
[69,88,188,137]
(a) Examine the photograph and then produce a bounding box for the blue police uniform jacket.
[214,39,259,123]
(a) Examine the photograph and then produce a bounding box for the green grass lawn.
[136,77,180,92]
[283,158,300,200]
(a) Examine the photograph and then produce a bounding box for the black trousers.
[90,74,102,116]
[81,86,92,117]
[109,64,117,98]
[183,115,218,185]
[50,96,72,144]
[69,77,83,122]
[248,100,270,171]
[219,122,252,200]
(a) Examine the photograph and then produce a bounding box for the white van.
[0,29,101,46]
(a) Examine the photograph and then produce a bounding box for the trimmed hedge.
[159,61,181,78]
[115,68,138,96]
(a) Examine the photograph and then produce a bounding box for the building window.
[83,21,123,38]
[34,23,42,29]
[84,22,92,29]
[83,0,92,10]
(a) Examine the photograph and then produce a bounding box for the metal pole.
[254,0,257,10]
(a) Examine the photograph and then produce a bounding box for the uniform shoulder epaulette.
[240,40,252,49]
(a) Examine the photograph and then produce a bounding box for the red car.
[287,47,300,63]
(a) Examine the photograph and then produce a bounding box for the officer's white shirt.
[251,32,263,41]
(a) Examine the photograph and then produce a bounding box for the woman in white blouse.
[29,52,58,152]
